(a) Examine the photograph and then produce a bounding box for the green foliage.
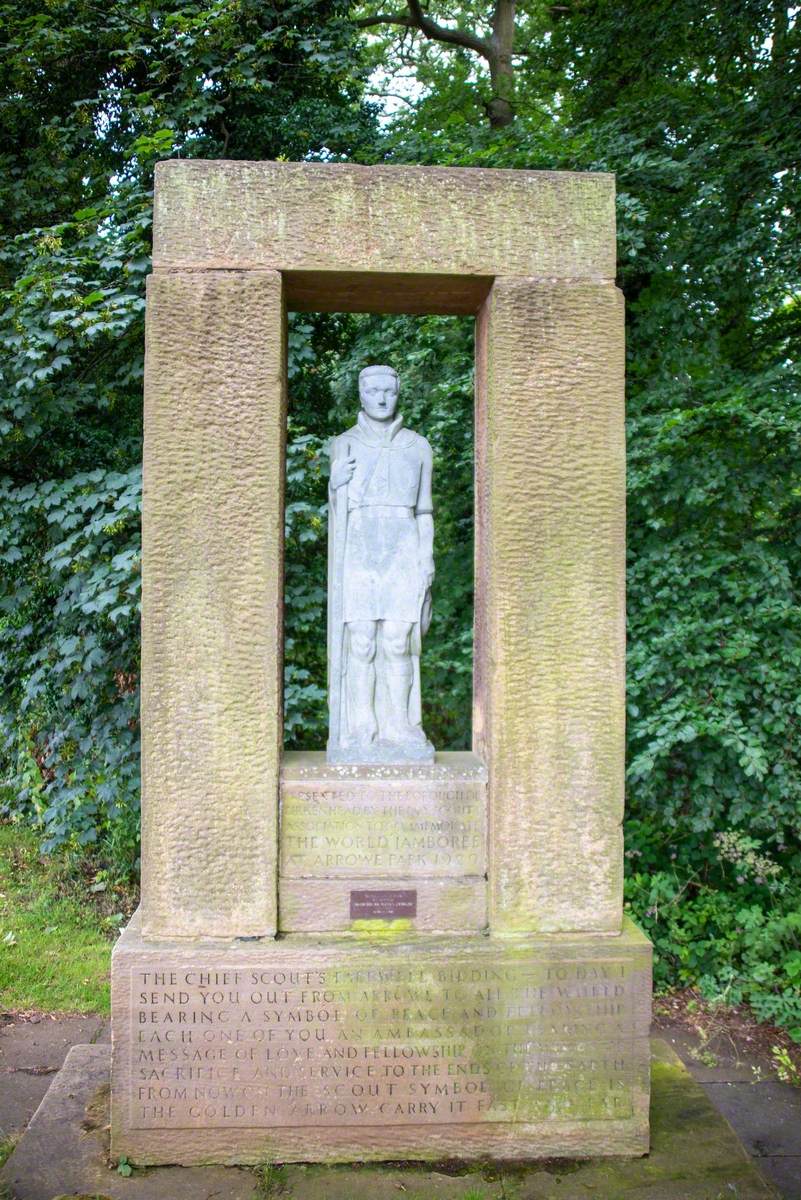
[625,827,801,1039]
[116,1156,133,1178]
[1,0,800,1035]
[0,0,379,868]
[352,0,801,1032]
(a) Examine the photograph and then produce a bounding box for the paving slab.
[703,1081,801,1199]
[1,1040,781,1200]
[0,1044,258,1200]
[0,1014,109,1140]
[658,1021,801,1199]
[657,1024,766,1083]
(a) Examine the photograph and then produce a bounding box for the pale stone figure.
[327,366,435,763]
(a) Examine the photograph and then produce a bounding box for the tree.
[0,0,378,865]
[345,0,801,1028]
[357,0,519,126]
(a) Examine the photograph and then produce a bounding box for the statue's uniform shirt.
[332,413,433,624]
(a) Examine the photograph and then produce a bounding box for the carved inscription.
[280,783,486,878]
[129,959,639,1129]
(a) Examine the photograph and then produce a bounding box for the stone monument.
[328,364,434,763]
[110,160,652,1165]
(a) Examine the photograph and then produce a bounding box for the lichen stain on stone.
[350,918,414,935]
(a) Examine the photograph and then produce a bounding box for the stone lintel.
[283,270,494,315]
[140,270,286,940]
[152,161,616,288]
[111,913,651,1165]
[475,278,626,936]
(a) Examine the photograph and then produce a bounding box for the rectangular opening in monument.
[282,312,475,755]
[278,310,484,936]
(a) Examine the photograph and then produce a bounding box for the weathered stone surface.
[279,877,486,934]
[111,912,650,1164]
[327,368,435,763]
[4,1041,780,1199]
[140,270,285,940]
[0,1044,258,1200]
[280,752,487,879]
[0,1012,108,1142]
[152,162,616,291]
[474,279,625,935]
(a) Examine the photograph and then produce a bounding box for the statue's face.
[359,373,399,420]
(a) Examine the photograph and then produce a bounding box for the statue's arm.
[329,435,355,492]
[416,439,435,586]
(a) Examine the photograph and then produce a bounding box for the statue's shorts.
[342,505,421,624]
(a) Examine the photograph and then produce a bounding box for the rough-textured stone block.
[474,279,626,935]
[152,161,616,295]
[279,753,488,933]
[141,271,285,939]
[111,913,650,1164]
[279,876,487,934]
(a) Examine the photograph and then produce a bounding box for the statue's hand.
[331,453,356,490]
[419,558,435,593]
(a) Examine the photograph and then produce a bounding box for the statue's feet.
[346,724,377,747]
[328,723,433,765]
[383,720,426,745]
[379,722,434,763]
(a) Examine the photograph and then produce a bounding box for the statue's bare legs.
[382,620,424,743]
[346,620,378,744]
[346,619,426,748]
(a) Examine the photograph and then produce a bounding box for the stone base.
[326,736,436,765]
[279,751,488,935]
[111,912,652,1164]
[4,1041,781,1199]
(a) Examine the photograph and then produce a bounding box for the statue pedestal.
[110,913,651,1164]
[279,752,487,934]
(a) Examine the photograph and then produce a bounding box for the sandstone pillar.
[475,279,626,934]
[140,270,286,938]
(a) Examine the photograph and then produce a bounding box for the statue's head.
[359,365,399,420]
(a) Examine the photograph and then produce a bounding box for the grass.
[0,1134,16,1168]
[252,1162,290,1197]
[0,824,125,1013]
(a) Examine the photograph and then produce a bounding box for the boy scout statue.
[327,365,435,763]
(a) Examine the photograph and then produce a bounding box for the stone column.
[474,278,626,934]
[140,270,286,939]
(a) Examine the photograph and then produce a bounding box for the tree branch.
[405,0,491,59]
[357,1,518,128]
[355,11,415,29]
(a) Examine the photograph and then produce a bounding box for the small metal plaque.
[350,889,417,919]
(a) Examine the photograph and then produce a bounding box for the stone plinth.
[4,1041,780,1200]
[110,914,651,1164]
[279,752,487,934]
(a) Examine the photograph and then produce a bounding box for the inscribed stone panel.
[111,916,651,1163]
[280,752,487,879]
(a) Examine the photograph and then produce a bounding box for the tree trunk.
[487,0,516,127]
